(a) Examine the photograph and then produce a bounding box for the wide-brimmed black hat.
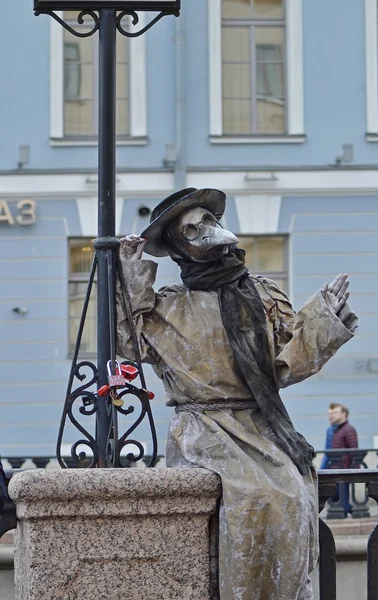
[140,188,226,257]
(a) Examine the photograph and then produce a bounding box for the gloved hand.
[119,234,147,261]
[321,274,350,315]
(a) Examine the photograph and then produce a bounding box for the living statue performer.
[116,188,358,600]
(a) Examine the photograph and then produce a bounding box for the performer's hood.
[140,188,226,257]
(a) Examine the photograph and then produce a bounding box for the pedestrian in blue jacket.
[320,403,340,468]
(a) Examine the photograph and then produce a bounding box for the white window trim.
[50,12,147,144]
[76,196,124,236]
[208,0,305,143]
[365,0,378,139]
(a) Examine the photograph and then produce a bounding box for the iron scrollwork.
[35,8,177,39]
[56,250,158,469]
[116,386,157,464]
[116,10,169,37]
[34,9,100,37]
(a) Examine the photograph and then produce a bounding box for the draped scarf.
[175,247,314,475]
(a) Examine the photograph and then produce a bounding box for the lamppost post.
[95,8,118,467]
[33,0,180,469]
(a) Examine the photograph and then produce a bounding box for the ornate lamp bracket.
[35,8,177,38]
[34,9,100,37]
[116,10,169,37]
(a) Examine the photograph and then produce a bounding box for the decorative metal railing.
[1,466,378,599]
[314,448,377,519]
[317,469,378,600]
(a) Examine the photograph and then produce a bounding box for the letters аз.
[0,200,36,226]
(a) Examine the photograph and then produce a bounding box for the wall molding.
[208,0,223,137]
[365,0,378,134]
[50,13,64,139]
[4,170,378,197]
[286,0,304,135]
[77,197,124,236]
[234,195,282,234]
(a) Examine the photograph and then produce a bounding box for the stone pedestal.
[8,468,221,600]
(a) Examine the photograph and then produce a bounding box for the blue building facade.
[0,0,378,459]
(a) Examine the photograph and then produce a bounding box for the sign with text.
[0,200,36,226]
[34,0,180,11]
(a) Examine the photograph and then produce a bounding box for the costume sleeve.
[256,277,359,389]
[116,258,159,364]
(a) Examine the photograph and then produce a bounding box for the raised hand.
[119,234,147,261]
[321,273,350,315]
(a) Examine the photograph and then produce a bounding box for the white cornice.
[2,170,378,197]
[0,173,174,197]
[188,169,378,195]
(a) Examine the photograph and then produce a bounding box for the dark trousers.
[333,482,352,516]
[0,460,7,511]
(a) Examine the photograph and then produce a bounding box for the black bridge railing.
[318,469,378,600]
[1,464,378,599]
[314,448,377,519]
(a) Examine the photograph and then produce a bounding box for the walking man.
[327,403,358,516]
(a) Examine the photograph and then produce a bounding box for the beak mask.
[165,207,239,263]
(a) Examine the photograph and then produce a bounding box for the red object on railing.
[98,385,110,397]
[120,364,138,381]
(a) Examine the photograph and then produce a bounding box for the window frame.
[208,0,305,143]
[222,9,287,135]
[238,233,289,291]
[68,237,97,358]
[50,12,147,146]
[365,0,378,140]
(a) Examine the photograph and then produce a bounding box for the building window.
[63,12,129,137]
[50,13,147,144]
[241,235,288,290]
[208,0,304,141]
[69,239,96,356]
[222,0,286,134]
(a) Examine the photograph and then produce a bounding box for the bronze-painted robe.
[116,258,358,600]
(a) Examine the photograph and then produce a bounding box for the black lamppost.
[34,0,181,468]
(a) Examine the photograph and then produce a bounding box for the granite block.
[8,468,221,600]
